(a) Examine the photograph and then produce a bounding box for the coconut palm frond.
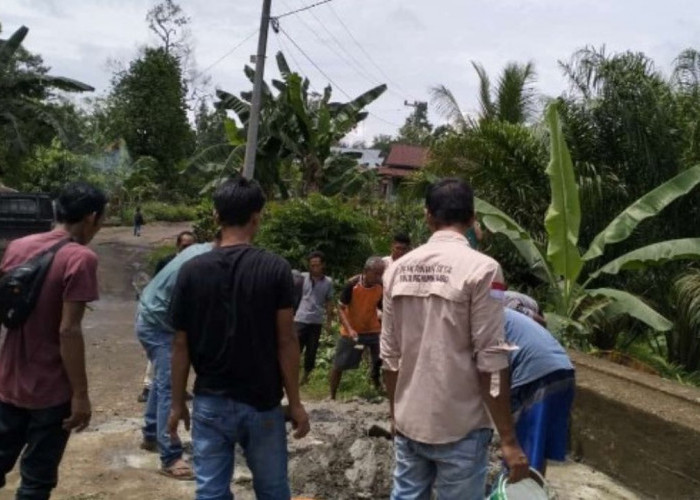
[429,84,468,131]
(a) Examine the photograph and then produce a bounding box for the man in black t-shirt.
[167,177,310,499]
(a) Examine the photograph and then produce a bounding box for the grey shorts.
[333,333,380,371]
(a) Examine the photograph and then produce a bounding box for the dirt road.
[0,223,642,499]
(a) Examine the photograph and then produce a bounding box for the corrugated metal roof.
[384,144,428,169]
[330,147,383,168]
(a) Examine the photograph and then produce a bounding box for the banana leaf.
[223,118,245,146]
[10,74,93,92]
[276,51,291,78]
[0,26,28,69]
[544,312,586,341]
[583,165,700,260]
[544,102,583,284]
[587,238,700,281]
[216,90,250,123]
[585,288,673,332]
[346,84,387,111]
[285,73,313,143]
[475,198,552,283]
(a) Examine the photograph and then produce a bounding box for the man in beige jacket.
[381,178,529,499]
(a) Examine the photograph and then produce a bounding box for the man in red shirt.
[0,182,106,499]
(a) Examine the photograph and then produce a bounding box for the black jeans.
[295,322,323,374]
[0,400,71,499]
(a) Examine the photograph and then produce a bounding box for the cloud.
[390,7,426,31]
[2,0,699,141]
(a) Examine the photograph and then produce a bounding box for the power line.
[273,30,315,91]
[325,2,415,99]
[367,112,402,128]
[193,29,259,81]
[275,0,334,20]
[288,0,387,90]
[278,26,353,99]
[278,26,402,129]
[285,0,411,102]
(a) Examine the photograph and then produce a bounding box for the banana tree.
[1,25,94,150]
[274,52,386,193]
[189,52,385,196]
[477,101,700,337]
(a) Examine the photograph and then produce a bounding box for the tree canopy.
[108,47,194,188]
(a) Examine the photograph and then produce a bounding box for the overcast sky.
[3,0,699,142]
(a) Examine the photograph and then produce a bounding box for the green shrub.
[192,199,216,243]
[373,198,431,251]
[120,201,197,225]
[191,193,427,278]
[257,194,380,279]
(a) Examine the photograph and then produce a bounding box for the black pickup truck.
[0,193,55,253]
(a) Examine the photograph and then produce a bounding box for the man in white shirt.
[382,233,411,268]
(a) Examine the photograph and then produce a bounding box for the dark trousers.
[0,400,71,499]
[334,334,382,383]
[295,323,323,374]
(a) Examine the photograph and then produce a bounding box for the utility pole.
[404,100,427,127]
[242,0,272,180]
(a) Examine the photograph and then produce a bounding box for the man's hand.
[501,439,529,483]
[289,403,310,439]
[168,402,190,441]
[63,394,92,432]
[349,329,359,340]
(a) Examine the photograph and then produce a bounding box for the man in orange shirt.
[330,257,385,399]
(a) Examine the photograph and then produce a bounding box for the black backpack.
[0,239,71,329]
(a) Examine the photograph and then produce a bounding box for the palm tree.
[430,61,537,129]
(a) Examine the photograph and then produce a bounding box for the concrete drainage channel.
[570,352,700,499]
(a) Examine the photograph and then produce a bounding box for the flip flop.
[159,458,195,481]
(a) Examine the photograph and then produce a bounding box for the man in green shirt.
[136,235,218,479]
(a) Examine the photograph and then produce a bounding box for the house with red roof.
[377,144,429,198]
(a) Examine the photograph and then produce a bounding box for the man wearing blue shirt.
[136,236,219,479]
[504,308,575,475]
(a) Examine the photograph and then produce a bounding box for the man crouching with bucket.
[503,292,576,476]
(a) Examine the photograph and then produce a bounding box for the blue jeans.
[192,395,290,500]
[391,428,493,500]
[136,317,183,467]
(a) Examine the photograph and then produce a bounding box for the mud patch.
[288,421,394,499]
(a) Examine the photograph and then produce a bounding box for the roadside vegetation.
[2,4,700,388]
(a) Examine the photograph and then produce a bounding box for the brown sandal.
[159,458,195,481]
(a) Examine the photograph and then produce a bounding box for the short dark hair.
[425,178,474,227]
[308,250,325,262]
[55,182,107,224]
[213,177,266,227]
[393,233,411,245]
[176,231,196,246]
